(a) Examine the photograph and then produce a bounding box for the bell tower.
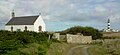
[11,10,15,18]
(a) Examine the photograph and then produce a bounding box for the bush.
[0,30,49,55]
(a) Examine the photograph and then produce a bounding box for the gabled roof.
[6,15,39,25]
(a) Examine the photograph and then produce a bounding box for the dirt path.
[82,47,89,55]
[67,45,89,55]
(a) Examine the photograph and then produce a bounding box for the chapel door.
[24,26,27,31]
[11,26,13,32]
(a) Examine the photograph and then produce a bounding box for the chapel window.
[39,26,42,32]
[11,26,13,32]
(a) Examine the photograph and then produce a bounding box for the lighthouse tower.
[105,18,113,32]
[107,19,110,31]
[103,18,119,32]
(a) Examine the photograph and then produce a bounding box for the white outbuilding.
[5,11,46,32]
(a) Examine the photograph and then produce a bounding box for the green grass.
[47,42,69,55]
[19,43,40,55]
[0,31,50,55]
[46,42,78,55]
[88,38,120,55]
[87,46,109,55]
[103,40,120,55]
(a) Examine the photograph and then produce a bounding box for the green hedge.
[0,30,49,55]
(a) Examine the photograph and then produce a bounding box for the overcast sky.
[0,0,120,31]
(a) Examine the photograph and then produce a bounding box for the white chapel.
[5,11,46,32]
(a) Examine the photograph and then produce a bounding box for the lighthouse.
[103,18,119,32]
[107,19,110,31]
[104,18,112,32]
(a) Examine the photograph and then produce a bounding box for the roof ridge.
[13,15,39,18]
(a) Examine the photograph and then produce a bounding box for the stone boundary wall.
[66,34,92,44]
[66,34,80,43]
[52,33,92,44]
[59,35,66,41]
[103,32,120,37]
[52,33,60,40]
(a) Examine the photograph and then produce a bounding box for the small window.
[11,26,13,31]
[39,26,42,32]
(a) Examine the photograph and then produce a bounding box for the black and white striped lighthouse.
[107,18,110,30]
[104,18,118,32]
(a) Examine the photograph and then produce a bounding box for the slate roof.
[6,15,39,25]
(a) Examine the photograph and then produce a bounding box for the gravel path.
[67,45,89,55]
[82,47,89,55]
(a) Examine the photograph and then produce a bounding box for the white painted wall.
[5,15,46,32]
[34,15,46,32]
[5,25,34,31]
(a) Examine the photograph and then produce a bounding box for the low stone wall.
[66,34,81,44]
[66,34,92,44]
[59,35,66,41]
[103,32,120,37]
[92,39,120,44]
[52,33,60,40]
[81,36,92,44]
[52,33,92,44]
[103,39,120,43]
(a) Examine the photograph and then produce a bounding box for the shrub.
[0,30,49,55]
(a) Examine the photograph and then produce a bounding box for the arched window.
[11,26,13,32]
[39,26,42,32]
[24,26,27,31]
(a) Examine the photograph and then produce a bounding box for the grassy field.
[47,42,68,55]
[88,40,120,55]
[87,45,108,55]
[46,42,79,55]
[47,39,120,55]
